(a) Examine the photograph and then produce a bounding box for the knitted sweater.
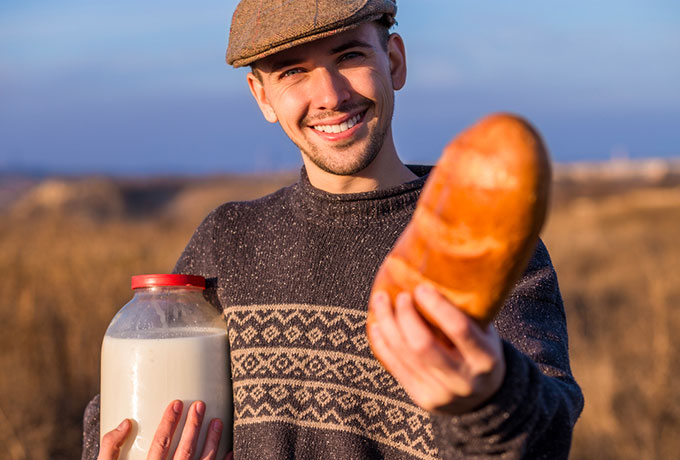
[82,166,583,460]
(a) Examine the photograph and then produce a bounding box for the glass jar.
[100,274,231,460]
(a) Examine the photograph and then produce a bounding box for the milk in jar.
[100,274,232,460]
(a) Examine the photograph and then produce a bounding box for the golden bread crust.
[368,113,551,331]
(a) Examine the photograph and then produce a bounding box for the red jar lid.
[131,274,206,290]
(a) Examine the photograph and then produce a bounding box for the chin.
[306,143,384,177]
[314,153,379,176]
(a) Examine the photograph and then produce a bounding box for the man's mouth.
[310,112,364,134]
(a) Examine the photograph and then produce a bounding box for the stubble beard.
[297,103,393,177]
[300,124,386,176]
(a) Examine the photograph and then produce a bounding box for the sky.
[1,0,679,174]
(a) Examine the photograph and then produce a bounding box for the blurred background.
[1,0,679,459]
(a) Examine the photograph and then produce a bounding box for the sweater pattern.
[229,303,437,459]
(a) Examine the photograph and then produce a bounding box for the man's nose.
[309,67,351,110]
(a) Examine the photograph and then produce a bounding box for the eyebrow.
[267,39,374,73]
[268,57,306,73]
[330,39,373,55]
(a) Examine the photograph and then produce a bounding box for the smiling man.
[244,19,416,192]
[84,1,583,459]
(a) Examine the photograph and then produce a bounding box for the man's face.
[247,22,406,176]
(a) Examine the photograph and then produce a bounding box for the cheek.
[364,69,394,114]
[271,88,307,129]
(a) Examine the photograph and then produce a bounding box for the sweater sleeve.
[430,240,584,459]
[81,395,100,460]
[173,208,223,312]
[80,210,222,460]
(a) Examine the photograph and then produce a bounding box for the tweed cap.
[227,0,397,68]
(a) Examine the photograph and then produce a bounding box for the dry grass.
[0,173,295,460]
[543,184,680,460]
[0,168,678,459]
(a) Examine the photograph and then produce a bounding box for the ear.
[387,33,407,91]
[247,71,278,123]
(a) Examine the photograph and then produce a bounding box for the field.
[1,160,679,459]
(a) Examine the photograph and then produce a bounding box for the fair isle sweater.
[82,166,583,460]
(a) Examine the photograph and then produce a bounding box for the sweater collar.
[289,165,431,226]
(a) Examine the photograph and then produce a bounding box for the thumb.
[98,419,132,460]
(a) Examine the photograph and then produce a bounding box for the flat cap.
[227,0,397,68]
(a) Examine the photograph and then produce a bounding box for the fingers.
[393,291,436,351]
[368,286,506,413]
[104,400,228,460]
[98,419,132,460]
[369,292,424,382]
[394,291,463,365]
[367,308,425,391]
[413,284,495,366]
[172,401,205,460]
[368,291,454,408]
[370,290,458,374]
[393,292,471,388]
[174,401,229,460]
[198,419,224,460]
[148,400,183,460]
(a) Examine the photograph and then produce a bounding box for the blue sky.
[1,0,679,174]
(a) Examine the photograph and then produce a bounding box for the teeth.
[313,113,361,134]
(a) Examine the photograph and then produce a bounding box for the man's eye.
[280,68,303,79]
[339,51,362,62]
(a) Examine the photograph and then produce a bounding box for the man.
[85,1,583,459]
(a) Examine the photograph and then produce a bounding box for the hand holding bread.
[366,113,551,412]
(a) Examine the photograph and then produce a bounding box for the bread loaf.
[369,113,551,330]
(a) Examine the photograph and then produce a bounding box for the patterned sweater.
[82,166,583,459]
